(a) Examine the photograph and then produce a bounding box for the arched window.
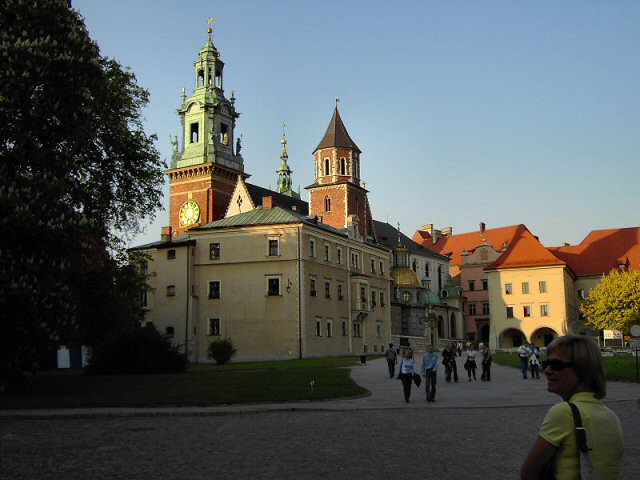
[437,266,443,292]
[425,262,430,278]
[340,158,346,175]
[412,260,417,272]
[197,70,205,87]
[324,158,330,176]
[324,196,331,212]
[450,313,457,339]
[438,315,445,338]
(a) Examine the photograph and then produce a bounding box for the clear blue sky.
[73,0,640,248]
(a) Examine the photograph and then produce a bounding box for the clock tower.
[166,19,248,236]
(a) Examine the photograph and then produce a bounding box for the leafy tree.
[0,0,164,380]
[580,269,640,332]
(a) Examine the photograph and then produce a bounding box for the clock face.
[179,200,200,226]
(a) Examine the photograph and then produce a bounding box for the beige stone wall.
[487,265,570,349]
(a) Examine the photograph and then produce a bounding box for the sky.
[73,0,640,248]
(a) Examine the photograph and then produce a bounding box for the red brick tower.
[306,106,375,241]
[166,20,248,236]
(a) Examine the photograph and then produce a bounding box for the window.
[482,302,490,315]
[325,280,331,299]
[482,279,488,291]
[377,323,382,338]
[360,285,367,304]
[425,262,430,278]
[353,323,361,337]
[371,258,376,273]
[324,158,331,176]
[480,249,488,261]
[190,122,199,143]
[309,239,315,257]
[380,291,385,307]
[167,249,176,260]
[340,158,346,175]
[324,196,331,212]
[523,305,531,317]
[209,243,220,260]
[208,318,221,336]
[380,261,385,275]
[539,281,548,293]
[336,248,342,264]
[337,283,344,300]
[208,281,221,299]
[578,289,586,300]
[326,320,333,337]
[507,306,514,318]
[324,244,330,261]
[371,290,376,307]
[342,320,348,336]
[505,283,513,295]
[540,304,549,317]
[141,291,148,308]
[165,326,175,337]
[310,277,317,297]
[141,261,149,275]
[412,260,417,272]
[166,285,176,296]
[316,319,322,337]
[351,252,360,269]
[468,280,475,291]
[522,282,530,294]
[267,276,281,296]
[268,239,279,256]
[469,303,477,315]
[402,291,411,302]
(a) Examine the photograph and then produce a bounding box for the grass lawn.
[0,356,378,409]
[493,352,639,381]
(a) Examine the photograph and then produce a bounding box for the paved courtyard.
[1,357,638,479]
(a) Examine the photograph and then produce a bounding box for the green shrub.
[208,338,237,365]
[87,327,188,375]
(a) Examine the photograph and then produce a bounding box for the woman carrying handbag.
[397,349,416,403]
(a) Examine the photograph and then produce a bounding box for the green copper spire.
[276,124,299,199]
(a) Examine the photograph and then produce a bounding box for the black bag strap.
[568,402,591,454]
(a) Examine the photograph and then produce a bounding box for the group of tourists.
[385,340,494,403]
[386,335,625,478]
[517,342,542,380]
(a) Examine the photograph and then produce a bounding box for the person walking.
[529,349,541,379]
[421,344,439,402]
[465,345,478,381]
[520,335,624,479]
[398,349,416,403]
[518,343,530,379]
[442,343,459,383]
[385,343,398,378]
[480,344,492,381]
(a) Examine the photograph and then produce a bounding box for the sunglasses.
[542,359,574,371]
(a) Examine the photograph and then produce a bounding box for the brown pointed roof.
[314,107,361,153]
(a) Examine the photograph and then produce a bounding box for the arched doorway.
[530,327,558,347]
[499,328,526,348]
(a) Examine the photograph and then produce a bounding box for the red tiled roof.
[412,224,527,267]
[485,228,566,270]
[549,227,640,277]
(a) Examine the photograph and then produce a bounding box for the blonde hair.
[547,334,607,399]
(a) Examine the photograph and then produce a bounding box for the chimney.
[441,226,453,236]
[262,196,274,209]
[480,222,486,234]
[161,226,172,243]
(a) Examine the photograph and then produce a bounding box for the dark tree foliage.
[0,0,164,382]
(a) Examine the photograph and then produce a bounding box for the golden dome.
[390,267,422,288]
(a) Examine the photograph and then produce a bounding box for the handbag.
[412,372,421,387]
[568,402,596,479]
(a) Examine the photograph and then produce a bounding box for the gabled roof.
[314,107,361,153]
[374,220,449,261]
[413,224,526,267]
[245,182,308,215]
[548,226,640,277]
[193,206,346,236]
[485,228,566,271]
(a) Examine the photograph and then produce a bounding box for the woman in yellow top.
[520,335,624,479]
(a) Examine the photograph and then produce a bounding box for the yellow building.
[136,204,391,362]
